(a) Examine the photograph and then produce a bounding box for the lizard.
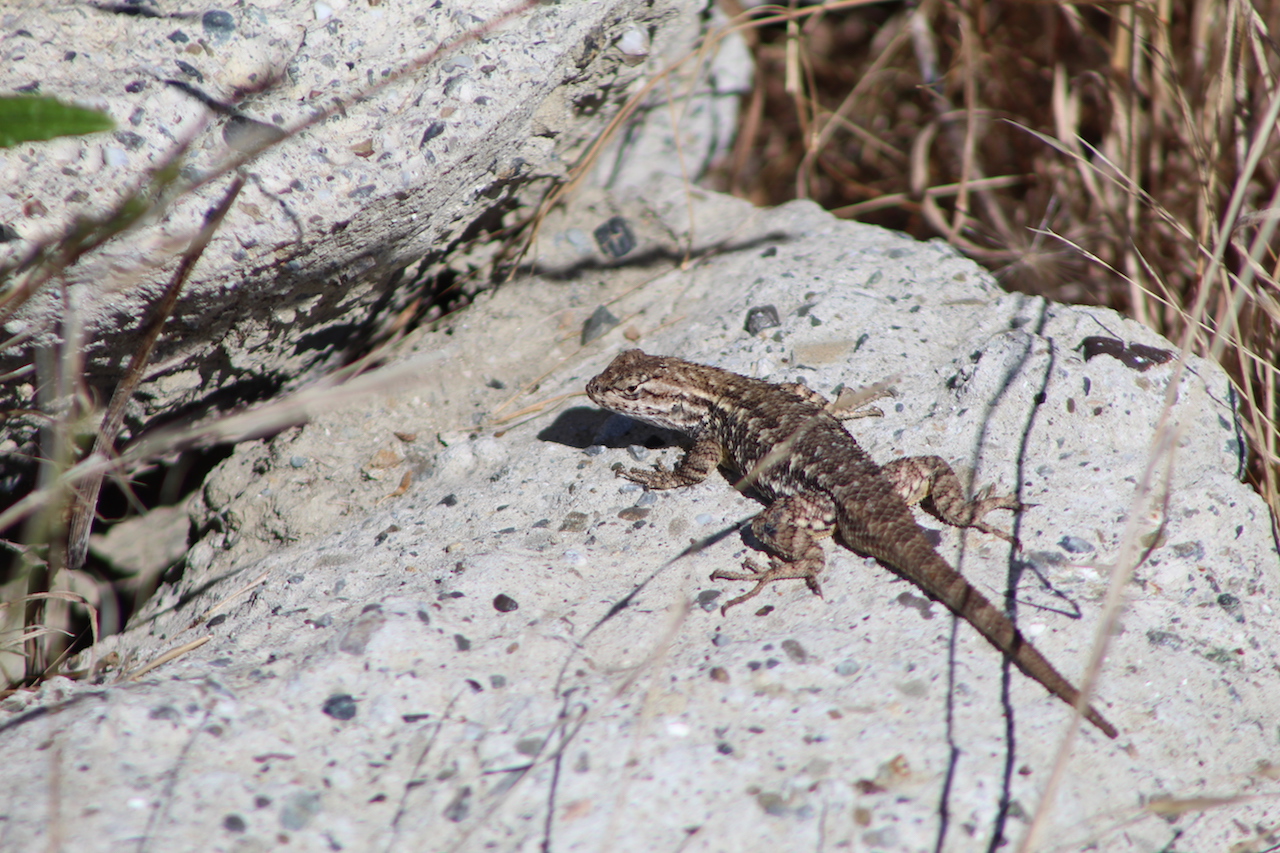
[585,348,1118,739]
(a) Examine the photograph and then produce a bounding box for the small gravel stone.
[280,791,321,830]
[593,216,635,257]
[321,694,356,720]
[174,60,203,82]
[745,304,781,334]
[563,228,592,253]
[1057,535,1094,554]
[559,512,588,532]
[781,639,807,663]
[834,659,860,676]
[581,305,620,345]
[202,10,235,42]
[443,786,471,822]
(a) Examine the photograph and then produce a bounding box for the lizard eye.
[619,384,643,399]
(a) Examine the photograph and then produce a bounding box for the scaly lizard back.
[587,349,1117,739]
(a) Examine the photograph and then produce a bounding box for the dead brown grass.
[715,0,1280,521]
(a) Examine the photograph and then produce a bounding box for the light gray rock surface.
[0,0,746,452]
[2,180,1277,852]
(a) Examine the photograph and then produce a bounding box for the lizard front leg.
[879,455,1023,543]
[711,492,837,614]
[616,434,723,489]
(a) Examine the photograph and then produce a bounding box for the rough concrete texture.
[2,177,1277,851]
[0,0,745,456]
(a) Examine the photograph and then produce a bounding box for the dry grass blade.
[720,0,1280,525]
[64,176,245,572]
[195,569,271,628]
[123,635,212,682]
[0,591,99,683]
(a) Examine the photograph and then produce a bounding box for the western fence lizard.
[586,349,1117,739]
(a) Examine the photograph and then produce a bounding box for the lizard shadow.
[540,408,771,554]
[537,406,686,451]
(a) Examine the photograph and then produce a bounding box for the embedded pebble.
[201,10,235,42]
[280,791,322,830]
[563,228,592,254]
[581,305,620,345]
[835,659,860,676]
[616,27,650,64]
[1057,535,1094,554]
[443,787,471,823]
[321,694,356,720]
[745,305,781,335]
[558,512,588,533]
[440,55,474,72]
[781,639,807,663]
[593,216,635,258]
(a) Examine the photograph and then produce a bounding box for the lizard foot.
[711,558,824,615]
[960,485,1031,546]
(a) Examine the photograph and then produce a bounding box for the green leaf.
[0,95,114,148]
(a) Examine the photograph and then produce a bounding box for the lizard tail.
[897,541,1119,739]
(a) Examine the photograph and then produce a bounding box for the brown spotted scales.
[586,349,1117,739]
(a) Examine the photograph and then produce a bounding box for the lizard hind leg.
[711,492,836,614]
[879,455,1024,544]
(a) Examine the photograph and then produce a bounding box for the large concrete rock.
[0,0,745,459]
[1,178,1275,851]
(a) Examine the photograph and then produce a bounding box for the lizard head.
[586,349,711,433]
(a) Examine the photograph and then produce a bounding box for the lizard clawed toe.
[712,558,823,614]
